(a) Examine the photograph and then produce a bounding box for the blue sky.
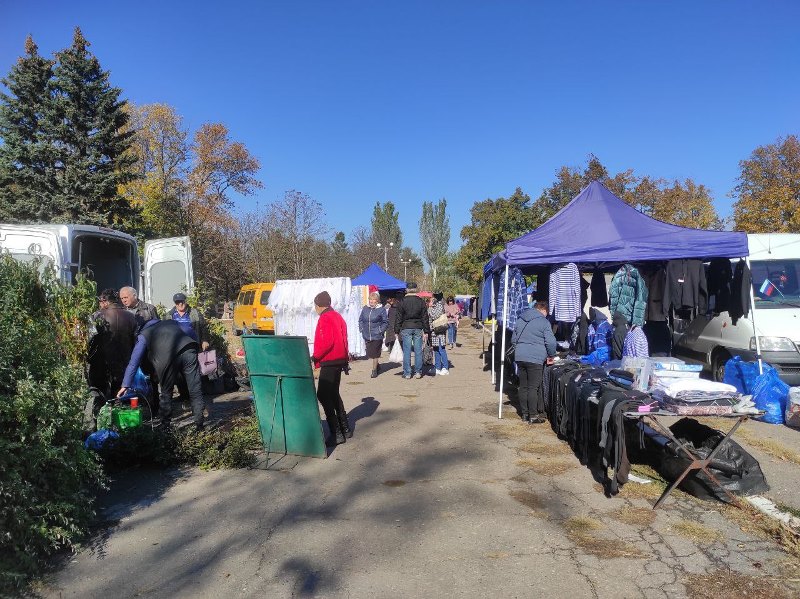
[2,1,799,257]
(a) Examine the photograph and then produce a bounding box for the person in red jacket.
[311,291,352,446]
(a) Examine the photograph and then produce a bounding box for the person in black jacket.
[394,283,431,379]
[118,319,205,430]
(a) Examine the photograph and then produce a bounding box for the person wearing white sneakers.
[427,294,450,376]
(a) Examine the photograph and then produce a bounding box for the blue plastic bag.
[751,368,790,425]
[132,367,151,396]
[723,356,775,395]
[84,429,120,451]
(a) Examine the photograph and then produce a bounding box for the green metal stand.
[242,335,326,458]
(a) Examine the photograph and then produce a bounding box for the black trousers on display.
[517,361,545,418]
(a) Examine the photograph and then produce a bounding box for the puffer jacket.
[608,264,648,327]
[511,308,557,364]
[359,305,388,341]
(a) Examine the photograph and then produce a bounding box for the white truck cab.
[0,223,193,308]
[673,233,800,385]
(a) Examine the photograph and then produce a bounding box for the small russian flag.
[759,279,777,296]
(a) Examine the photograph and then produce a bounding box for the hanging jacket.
[642,266,667,322]
[707,258,733,315]
[608,264,648,327]
[587,309,613,352]
[549,263,581,322]
[590,269,609,307]
[729,259,752,325]
[623,326,649,358]
[663,259,708,316]
[358,305,388,341]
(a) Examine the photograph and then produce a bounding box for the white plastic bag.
[389,340,403,363]
[786,387,800,429]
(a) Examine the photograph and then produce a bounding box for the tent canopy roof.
[501,181,748,268]
[352,263,407,290]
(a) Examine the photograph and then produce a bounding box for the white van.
[673,233,800,385]
[0,223,193,307]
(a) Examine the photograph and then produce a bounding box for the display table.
[623,410,763,510]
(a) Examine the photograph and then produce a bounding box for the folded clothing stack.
[651,378,739,415]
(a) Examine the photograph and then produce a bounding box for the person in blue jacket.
[512,300,557,423]
[359,292,388,378]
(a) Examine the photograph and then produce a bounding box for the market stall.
[480,181,770,501]
[352,263,407,291]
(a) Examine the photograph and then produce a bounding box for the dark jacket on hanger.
[707,258,733,314]
[663,259,707,315]
[729,259,752,325]
[590,269,608,307]
[642,266,667,322]
[611,311,628,361]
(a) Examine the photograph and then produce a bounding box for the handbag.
[198,349,218,377]
[431,313,449,333]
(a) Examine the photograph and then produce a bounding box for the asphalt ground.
[38,322,800,598]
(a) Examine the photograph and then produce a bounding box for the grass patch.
[609,506,656,527]
[777,503,800,520]
[485,551,510,559]
[485,421,530,440]
[562,517,647,559]
[474,402,517,417]
[517,457,575,476]
[447,406,465,411]
[565,516,603,533]
[685,570,792,599]
[509,489,543,511]
[518,440,573,456]
[737,429,800,466]
[717,502,800,561]
[618,465,670,500]
[672,519,723,544]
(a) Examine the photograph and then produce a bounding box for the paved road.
[40,325,799,598]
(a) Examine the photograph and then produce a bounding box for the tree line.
[2,29,798,298]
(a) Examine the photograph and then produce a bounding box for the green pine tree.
[48,27,135,226]
[0,35,56,221]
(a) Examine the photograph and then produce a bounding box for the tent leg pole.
[745,258,763,375]
[498,265,510,419]
[491,318,496,385]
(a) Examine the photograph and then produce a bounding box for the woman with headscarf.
[359,291,388,378]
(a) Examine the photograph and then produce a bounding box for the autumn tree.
[0,35,55,221]
[120,103,190,237]
[732,135,800,232]
[453,187,538,290]
[48,27,135,226]
[651,179,722,230]
[419,198,450,288]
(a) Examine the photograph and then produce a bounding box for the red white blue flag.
[759,279,778,296]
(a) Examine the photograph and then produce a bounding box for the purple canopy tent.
[488,181,753,418]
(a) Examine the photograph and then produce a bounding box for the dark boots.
[326,416,346,446]
[337,398,353,438]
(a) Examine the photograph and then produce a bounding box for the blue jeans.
[447,323,457,345]
[434,345,448,370]
[400,328,423,376]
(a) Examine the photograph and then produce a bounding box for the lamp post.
[400,258,412,282]
[376,242,394,270]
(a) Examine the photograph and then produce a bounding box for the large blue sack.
[751,368,790,425]
[132,367,151,396]
[723,355,775,395]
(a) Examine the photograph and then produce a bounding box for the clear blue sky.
[2,1,799,256]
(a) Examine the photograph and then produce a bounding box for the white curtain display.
[267,277,370,357]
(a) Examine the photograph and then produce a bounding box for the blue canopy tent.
[352,263,407,291]
[486,181,752,418]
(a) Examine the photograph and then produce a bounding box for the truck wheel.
[712,349,731,382]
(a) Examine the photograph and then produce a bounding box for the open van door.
[143,236,194,309]
[0,225,64,278]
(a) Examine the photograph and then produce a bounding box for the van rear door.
[143,236,194,308]
[0,225,63,277]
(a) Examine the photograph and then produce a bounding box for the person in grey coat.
[512,300,557,423]
[359,292,388,378]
